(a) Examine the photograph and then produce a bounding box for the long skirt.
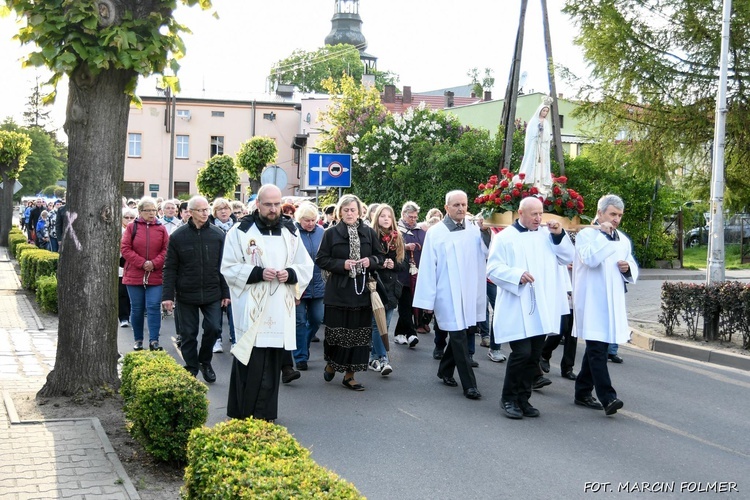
[323,305,371,373]
[227,347,284,421]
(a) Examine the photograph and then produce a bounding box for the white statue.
[516,97,554,197]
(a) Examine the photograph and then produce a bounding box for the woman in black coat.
[316,194,385,391]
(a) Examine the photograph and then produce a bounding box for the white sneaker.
[394,335,408,345]
[380,360,393,377]
[407,335,419,348]
[368,359,382,372]
[488,349,507,363]
[119,320,129,328]
[212,339,224,353]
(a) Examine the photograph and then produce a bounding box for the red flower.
[518,173,526,180]
[512,189,520,197]
[504,194,512,202]
[478,183,485,190]
[529,186,539,195]
[474,197,482,204]
[566,201,575,208]
[500,179,509,188]
[515,183,523,189]
[555,199,563,206]
[521,191,529,198]
[557,176,568,184]
[553,186,562,195]
[544,199,553,206]
[500,169,509,176]
[567,189,578,198]
[489,175,499,183]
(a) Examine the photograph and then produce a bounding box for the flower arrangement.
[474,168,540,215]
[543,176,585,219]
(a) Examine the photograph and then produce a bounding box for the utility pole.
[707,0,732,285]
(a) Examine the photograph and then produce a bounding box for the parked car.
[686,213,750,247]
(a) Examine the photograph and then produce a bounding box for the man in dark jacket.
[27,198,44,242]
[161,195,230,383]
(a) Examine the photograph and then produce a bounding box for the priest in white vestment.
[573,194,638,416]
[413,190,488,400]
[487,196,574,419]
[221,185,313,421]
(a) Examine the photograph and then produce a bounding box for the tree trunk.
[39,65,135,397]
[0,169,16,247]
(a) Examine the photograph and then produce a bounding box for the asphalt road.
[118,307,749,499]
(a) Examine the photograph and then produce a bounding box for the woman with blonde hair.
[368,203,407,375]
[316,194,385,390]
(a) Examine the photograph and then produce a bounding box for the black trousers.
[502,335,546,404]
[394,286,416,336]
[541,311,577,374]
[576,340,617,406]
[117,277,131,321]
[227,347,284,420]
[438,329,477,392]
[177,300,221,374]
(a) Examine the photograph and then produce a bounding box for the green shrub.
[120,351,208,462]
[183,418,363,499]
[19,249,58,290]
[14,243,38,260]
[35,275,58,313]
[8,233,27,258]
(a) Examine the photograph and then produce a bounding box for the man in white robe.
[413,190,488,400]
[487,197,574,419]
[221,185,313,421]
[573,194,638,416]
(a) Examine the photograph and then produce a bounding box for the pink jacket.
[120,218,169,286]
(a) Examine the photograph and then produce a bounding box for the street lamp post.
[156,82,177,199]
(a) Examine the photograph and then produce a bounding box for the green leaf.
[82,17,98,30]
[29,14,45,26]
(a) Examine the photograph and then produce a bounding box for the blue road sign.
[307,153,352,188]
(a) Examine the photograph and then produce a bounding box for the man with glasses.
[394,201,426,348]
[161,196,230,383]
[221,185,313,421]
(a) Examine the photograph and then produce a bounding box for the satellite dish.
[260,165,288,189]
[519,71,528,89]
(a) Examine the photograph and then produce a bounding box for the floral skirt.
[323,305,372,373]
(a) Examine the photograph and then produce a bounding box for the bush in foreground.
[35,275,58,313]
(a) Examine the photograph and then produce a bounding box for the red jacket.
[121,218,169,286]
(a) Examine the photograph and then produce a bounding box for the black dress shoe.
[532,376,552,390]
[200,363,216,383]
[464,388,482,400]
[574,395,604,410]
[469,356,479,368]
[501,399,523,419]
[432,347,444,360]
[518,401,540,417]
[296,361,308,371]
[282,366,301,384]
[311,336,321,343]
[562,371,577,380]
[440,375,458,387]
[605,398,624,415]
[539,358,551,373]
[608,354,624,363]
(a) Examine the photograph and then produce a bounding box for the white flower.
[372,143,379,151]
[391,153,398,161]
[346,135,356,143]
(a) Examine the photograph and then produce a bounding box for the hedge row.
[183,418,363,499]
[19,249,58,290]
[121,351,208,462]
[8,232,27,258]
[35,275,58,313]
[659,281,750,348]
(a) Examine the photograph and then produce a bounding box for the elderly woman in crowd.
[118,208,137,327]
[292,202,326,371]
[121,197,169,351]
[160,199,182,235]
[209,197,237,353]
[316,194,385,391]
[35,210,50,249]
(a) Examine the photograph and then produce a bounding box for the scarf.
[347,220,361,278]
[214,218,234,232]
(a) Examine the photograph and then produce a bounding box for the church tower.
[324,0,377,75]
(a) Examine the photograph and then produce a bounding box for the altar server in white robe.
[221,184,313,421]
[413,190,489,400]
[573,194,638,416]
[487,196,574,419]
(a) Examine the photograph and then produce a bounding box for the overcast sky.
[0,0,587,140]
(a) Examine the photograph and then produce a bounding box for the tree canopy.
[1,119,65,197]
[0,129,32,245]
[269,44,398,93]
[196,154,239,201]
[563,0,750,210]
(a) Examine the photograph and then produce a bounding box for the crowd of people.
[20,187,635,423]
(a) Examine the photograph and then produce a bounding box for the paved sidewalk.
[0,245,139,500]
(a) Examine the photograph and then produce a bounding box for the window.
[234,184,242,201]
[174,182,190,198]
[559,115,564,129]
[210,136,224,157]
[176,135,190,159]
[122,181,144,200]
[127,133,141,157]
[211,111,224,117]
[176,109,190,118]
